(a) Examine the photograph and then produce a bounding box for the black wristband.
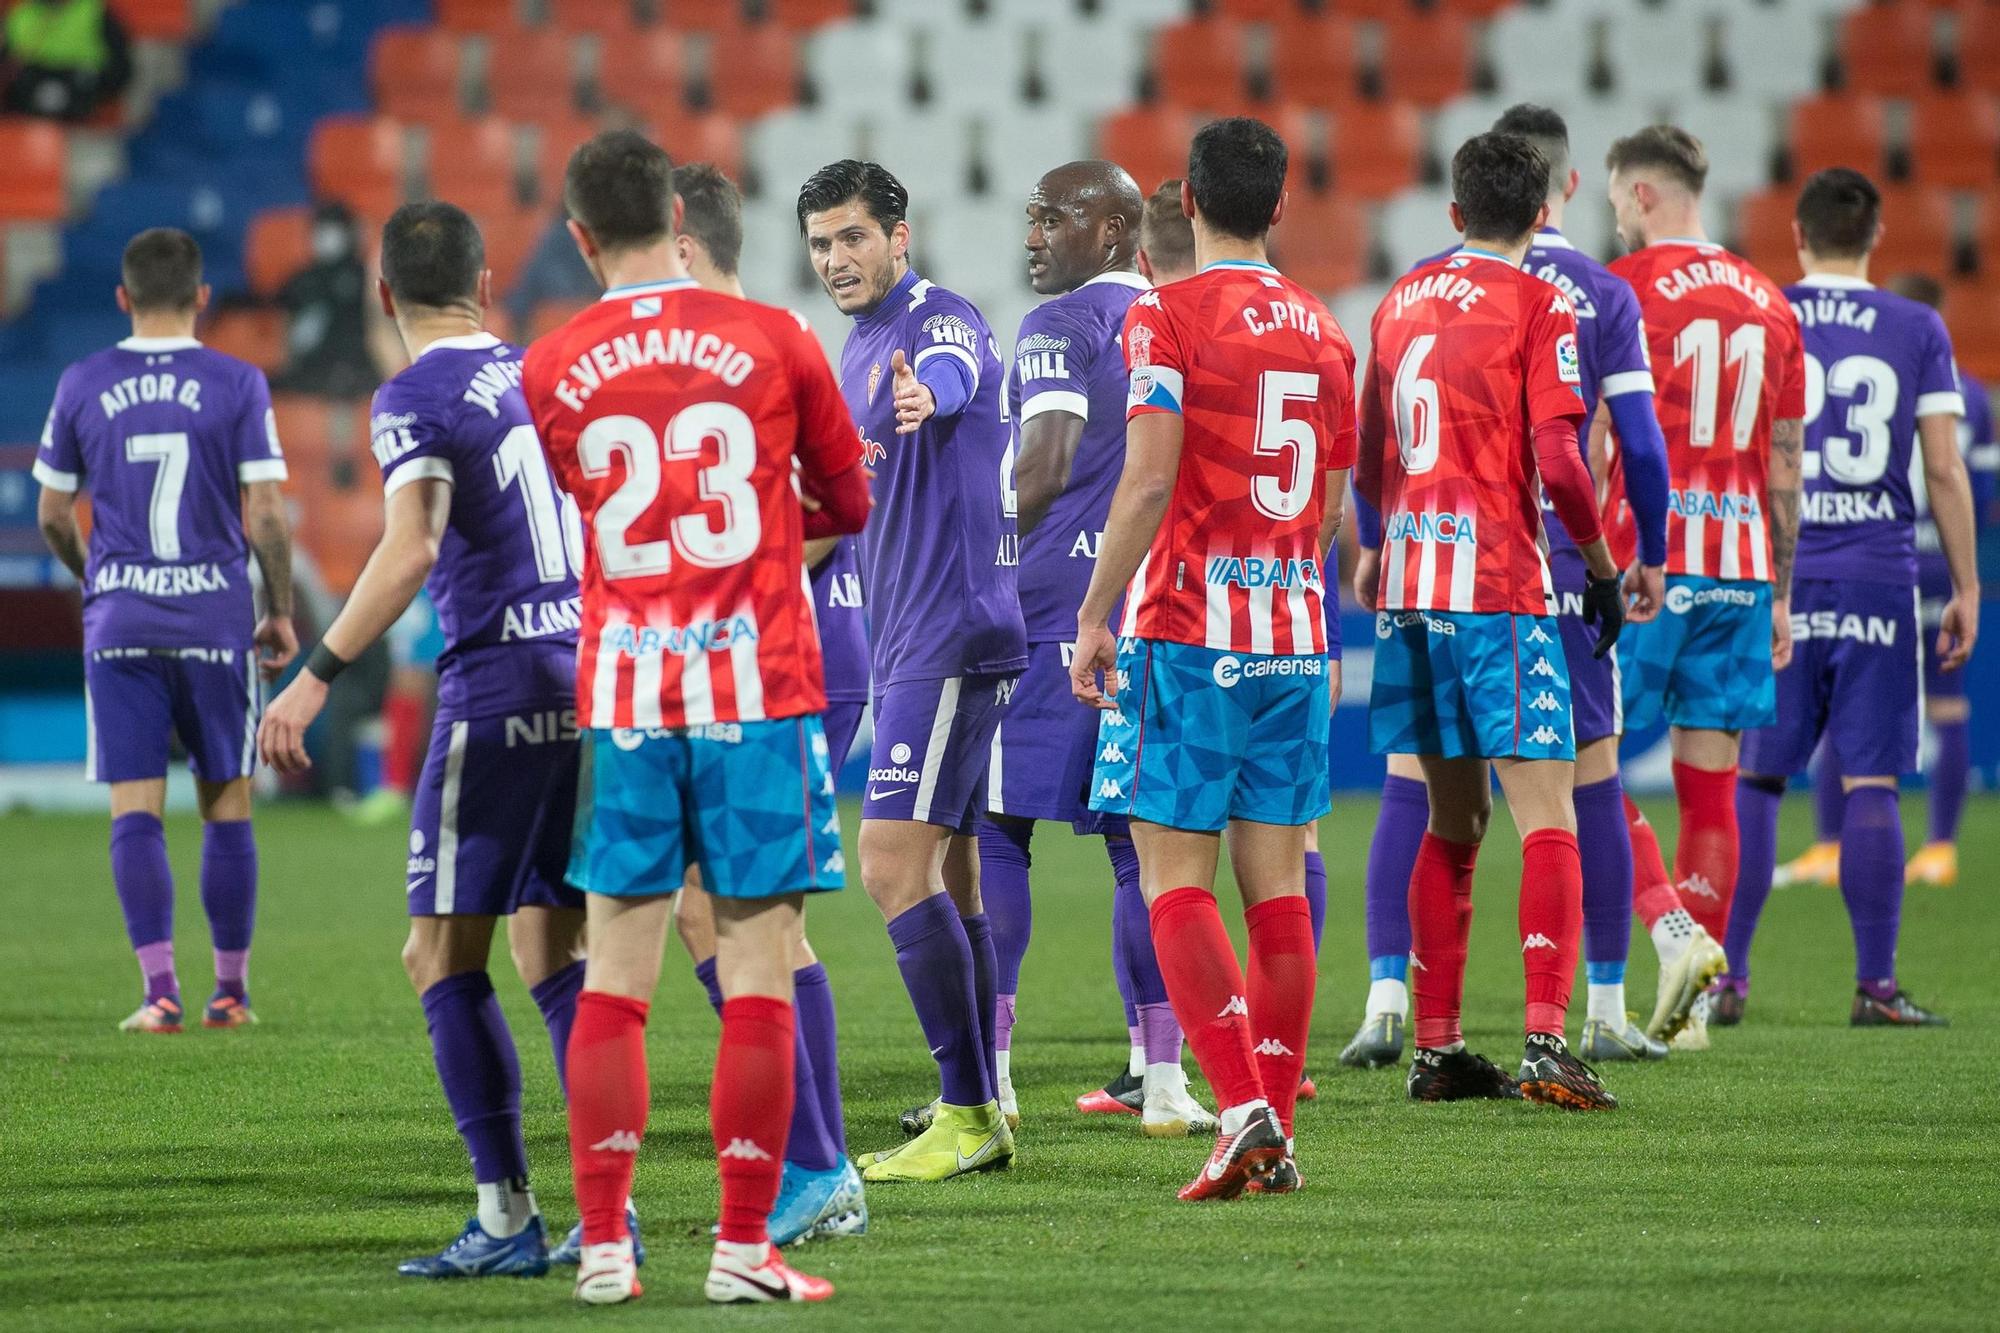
[304,642,349,684]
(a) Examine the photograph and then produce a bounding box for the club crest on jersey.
[1126,323,1153,369]
[1555,332,1581,384]
[867,362,883,403]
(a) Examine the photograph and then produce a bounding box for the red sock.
[1671,761,1739,939]
[566,990,650,1245]
[380,688,425,794]
[1409,834,1479,1049]
[714,995,794,1246]
[1149,887,1263,1113]
[1245,895,1315,1137]
[1519,828,1583,1037]
[1625,793,1684,929]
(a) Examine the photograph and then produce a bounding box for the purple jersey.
[369,332,579,719]
[33,337,285,652]
[1915,366,1996,565]
[1007,270,1150,641]
[838,269,1026,685]
[811,535,868,703]
[1786,275,1964,586]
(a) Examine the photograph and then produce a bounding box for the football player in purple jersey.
[35,228,296,1035]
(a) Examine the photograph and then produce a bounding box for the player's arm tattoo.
[35,487,85,580]
[243,481,296,617]
[1767,416,1804,600]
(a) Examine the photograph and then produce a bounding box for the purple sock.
[1839,785,1905,988]
[111,812,178,1001]
[1575,776,1634,970]
[793,963,846,1156]
[420,971,527,1184]
[1365,776,1426,962]
[1138,1001,1181,1066]
[528,959,584,1093]
[961,911,999,1096]
[1303,849,1327,952]
[1725,775,1785,983]
[1813,745,1845,842]
[1108,838,1166,1006]
[994,993,1017,1052]
[888,895,990,1106]
[976,817,1033,993]
[1928,719,1970,844]
[693,955,723,1014]
[200,820,257,1000]
[784,1006,840,1172]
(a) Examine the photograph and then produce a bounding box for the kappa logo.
[590,1130,642,1153]
[819,812,841,836]
[1105,710,1128,728]
[1217,995,1249,1018]
[1526,725,1564,745]
[1096,777,1124,800]
[1528,691,1562,713]
[1252,1037,1294,1057]
[1527,657,1558,678]
[1679,873,1720,901]
[821,851,846,876]
[1098,742,1128,764]
[1521,932,1557,952]
[719,1138,774,1162]
[1407,951,1426,972]
[1527,625,1554,645]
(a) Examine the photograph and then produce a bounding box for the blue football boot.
[769,1163,858,1247]
[396,1214,549,1278]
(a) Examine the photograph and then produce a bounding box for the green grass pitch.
[1,796,1995,1330]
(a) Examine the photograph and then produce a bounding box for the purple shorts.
[1740,578,1921,779]
[85,647,256,784]
[1554,589,1622,744]
[864,672,1016,833]
[407,705,586,917]
[824,700,866,773]
[1917,556,1960,701]
[987,640,1127,834]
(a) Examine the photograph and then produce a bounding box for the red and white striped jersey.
[1361,249,1588,615]
[522,279,866,729]
[1609,240,1805,581]
[1117,261,1358,655]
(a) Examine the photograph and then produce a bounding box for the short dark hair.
[795,159,909,234]
[1605,124,1708,195]
[1888,272,1945,309]
[565,128,675,252]
[1451,132,1551,244]
[675,162,743,276]
[1493,103,1570,194]
[381,201,484,308]
[1795,167,1881,261]
[1140,178,1195,274]
[1186,117,1287,241]
[121,228,202,312]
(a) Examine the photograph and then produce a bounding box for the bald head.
[1024,159,1143,295]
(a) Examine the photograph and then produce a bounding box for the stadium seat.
[1943,278,2000,379]
[434,0,527,36]
[1955,4,2000,96]
[1669,94,1781,197]
[1837,2,1937,98]
[801,21,915,110]
[370,27,464,124]
[271,395,338,482]
[1036,13,1150,117]
[549,0,645,35]
[1374,187,1458,277]
[1268,193,1368,295]
[1734,188,1801,282]
[1097,105,1200,195]
[1152,18,1249,106]
[1266,15,1360,108]
[477,207,546,301]
[1326,101,1422,199]
[108,0,193,41]
[660,0,753,34]
[597,29,690,122]
[1787,93,1888,180]
[426,118,524,217]
[486,30,581,122]
[532,115,601,202]
[922,16,1035,111]
[980,107,1093,201]
[1872,186,1958,278]
[0,120,67,221]
[1604,8,1717,102]
[244,206,315,299]
[305,484,388,598]
[649,110,746,180]
[308,116,408,221]
[1909,89,2000,189]
[200,307,286,372]
[1208,0,1301,20]
[527,296,593,340]
[705,23,802,119]
[1377,11,1474,107]
[1485,9,1592,103]
[765,0,857,28]
[1719,3,1827,100]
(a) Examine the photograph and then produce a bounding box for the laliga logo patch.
[1212,654,1243,688]
[867,362,883,403]
[890,742,913,765]
[1555,332,1582,384]
[1127,323,1153,369]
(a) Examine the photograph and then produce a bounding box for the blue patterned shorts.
[1619,575,1775,733]
[1368,610,1576,761]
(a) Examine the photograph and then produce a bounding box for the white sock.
[1217,1097,1270,1136]
[1365,977,1409,1020]
[1142,1060,1185,1100]
[996,1049,1012,1087]
[1587,981,1627,1028]
[714,1239,769,1267]
[1651,908,1698,967]
[476,1177,537,1239]
[1127,1043,1145,1079]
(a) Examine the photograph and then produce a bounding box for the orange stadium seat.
[1267,15,1360,108]
[1957,3,2000,95]
[706,23,801,119]
[1437,0,1514,15]
[426,117,523,217]
[1326,101,1422,198]
[434,0,526,36]
[108,0,192,41]
[1734,188,1800,283]
[200,308,286,372]
[1098,105,1200,195]
[1327,0,1418,18]
[1943,278,2000,379]
[308,116,407,221]
[1873,186,1957,277]
[306,484,388,598]
[244,206,314,299]
[1210,0,1302,19]
[1268,193,1367,294]
[1153,18,1249,106]
[596,29,690,123]
[476,207,545,299]
[1378,11,1474,106]
[549,0,645,35]
[1837,2,1937,98]
[1909,89,2000,188]
[527,297,593,340]
[1787,94,1888,179]
[0,119,66,221]
[763,0,854,28]
[486,29,581,122]
[658,1,749,34]
[533,114,601,201]
[271,395,337,482]
[648,109,744,179]
[370,27,463,124]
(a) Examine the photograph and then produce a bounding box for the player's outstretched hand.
[1582,573,1626,658]
[254,614,299,680]
[1352,547,1380,612]
[258,673,328,774]
[1771,596,1794,672]
[1070,621,1119,710]
[1625,564,1664,624]
[1938,592,1980,673]
[889,349,934,435]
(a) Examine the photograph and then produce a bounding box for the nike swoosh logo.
[869,787,908,800]
[406,876,430,892]
[929,1045,946,1056]
[955,1134,999,1171]
[729,1267,792,1300]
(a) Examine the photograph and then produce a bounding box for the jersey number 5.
[576,403,762,579]
[1251,370,1321,521]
